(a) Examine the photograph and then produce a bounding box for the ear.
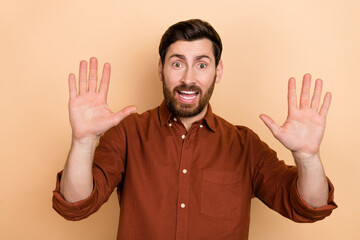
[215,60,223,83]
[158,59,163,82]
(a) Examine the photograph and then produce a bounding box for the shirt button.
[181,135,185,140]
[182,169,187,174]
[174,118,177,121]
[168,123,172,127]
[200,125,203,128]
[180,203,186,208]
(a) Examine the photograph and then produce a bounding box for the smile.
[177,91,199,103]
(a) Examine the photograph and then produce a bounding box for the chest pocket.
[200,169,242,219]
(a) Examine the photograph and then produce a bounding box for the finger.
[299,73,312,109]
[88,57,98,92]
[288,77,297,115]
[111,105,137,126]
[310,78,323,111]
[79,60,88,94]
[68,73,77,99]
[259,114,281,138]
[319,92,332,118]
[99,62,111,100]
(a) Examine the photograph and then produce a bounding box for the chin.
[171,101,206,118]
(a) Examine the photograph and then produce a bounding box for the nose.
[181,67,196,85]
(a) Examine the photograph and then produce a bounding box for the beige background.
[0,0,359,239]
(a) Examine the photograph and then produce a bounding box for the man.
[53,19,337,240]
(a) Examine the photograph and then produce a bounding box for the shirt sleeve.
[52,124,126,221]
[289,176,337,222]
[249,130,337,223]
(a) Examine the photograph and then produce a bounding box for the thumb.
[112,105,137,125]
[259,114,280,137]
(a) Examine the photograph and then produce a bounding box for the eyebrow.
[169,54,186,60]
[195,55,212,61]
[168,54,212,62]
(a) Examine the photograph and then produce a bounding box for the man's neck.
[179,105,208,131]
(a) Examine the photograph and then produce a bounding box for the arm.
[260,74,331,208]
[60,57,136,203]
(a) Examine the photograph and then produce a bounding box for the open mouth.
[177,90,199,103]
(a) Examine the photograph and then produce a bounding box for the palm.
[70,92,117,138]
[260,74,332,158]
[68,58,136,140]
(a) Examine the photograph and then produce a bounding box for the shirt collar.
[159,100,173,127]
[159,100,216,132]
[202,103,216,132]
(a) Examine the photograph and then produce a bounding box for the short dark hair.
[159,19,222,66]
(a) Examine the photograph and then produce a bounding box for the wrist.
[72,135,100,145]
[292,151,319,162]
[292,153,325,177]
[70,136,100,155]
[292,151,323,170]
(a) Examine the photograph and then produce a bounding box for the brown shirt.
[53,101,337,240]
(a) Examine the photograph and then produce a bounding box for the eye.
[198,63,207,69]
[172,62,182,68]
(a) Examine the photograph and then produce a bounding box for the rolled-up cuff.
[52,171,98,221]
[290,177,338,222]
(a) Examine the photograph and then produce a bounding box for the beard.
[162,74,216,118]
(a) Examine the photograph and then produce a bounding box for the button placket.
[175,127,192,240]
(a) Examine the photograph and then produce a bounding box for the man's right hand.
[68,57,136,141]
[60,57,136,203]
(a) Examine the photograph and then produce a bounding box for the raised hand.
[259,74,332,160]
[68,57,136,140]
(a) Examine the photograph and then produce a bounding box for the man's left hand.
[259,73,332,161]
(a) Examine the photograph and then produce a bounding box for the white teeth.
[179,93,197,100]
[180,91,196,94]
[178,90,198,101]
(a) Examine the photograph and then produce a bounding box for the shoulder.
[121,105,158,123]
[212,113,270,153]
[114,105,160,132]
[213,113,258,139]
[211,114,274,163]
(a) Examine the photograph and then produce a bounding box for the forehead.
[165,39,214,60]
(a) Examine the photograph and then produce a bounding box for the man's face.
[159,39,223,118]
